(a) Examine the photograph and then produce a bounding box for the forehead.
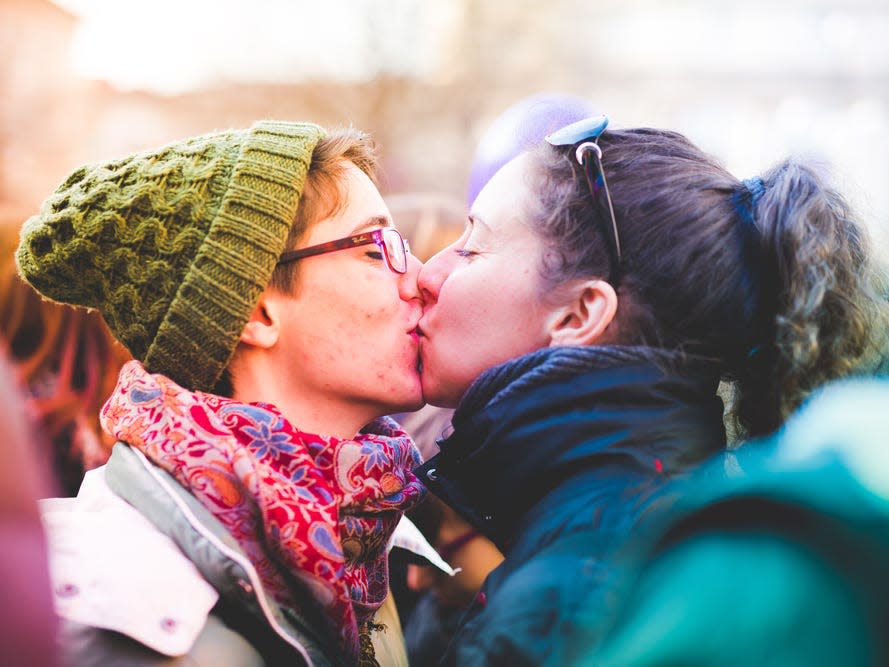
[306,161,384,220]
[303,163,391,242]
[337,164,392,226]
[470,153,535,234]
[330,162,383,208]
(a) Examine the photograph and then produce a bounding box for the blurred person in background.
[0,232,131,495]
[585,376,889,667]
[402,494,503,666]
[18,120,428,667]
[465,92,600,208]
[0,349,59,667]
[383,195,465,268]
[415,114,888,665]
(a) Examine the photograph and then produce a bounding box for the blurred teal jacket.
[583,378,889,667]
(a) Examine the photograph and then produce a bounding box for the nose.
[417,247,450,305]
[406,563,436,593]
[398,252,423,302]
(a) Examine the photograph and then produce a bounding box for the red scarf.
[101,361,425,660]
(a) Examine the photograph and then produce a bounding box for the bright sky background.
[46,0,889,225]
[51,1,888,93]
[51,0,457,94]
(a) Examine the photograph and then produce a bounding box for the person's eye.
[365,250,384,260]
[454,248,477,258]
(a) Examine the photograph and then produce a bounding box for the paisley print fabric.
[101,360,425,660]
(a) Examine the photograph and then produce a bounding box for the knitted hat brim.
[143,121,325,391]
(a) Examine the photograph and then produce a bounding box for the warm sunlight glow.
[51,0,454,94]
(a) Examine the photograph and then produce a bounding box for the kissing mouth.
[412,326,425,374]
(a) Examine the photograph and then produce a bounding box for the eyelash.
[455,248,477,258]
[366,250,384,260]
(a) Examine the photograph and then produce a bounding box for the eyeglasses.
[545,114,621,284]
[276,227,411,274]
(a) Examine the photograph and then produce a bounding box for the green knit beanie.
[16,120,326,392]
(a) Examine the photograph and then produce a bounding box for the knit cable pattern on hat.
[16,121,325,392]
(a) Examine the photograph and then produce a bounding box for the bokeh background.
[3,0,888,257]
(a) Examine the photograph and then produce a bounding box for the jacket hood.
[416,346,726,553]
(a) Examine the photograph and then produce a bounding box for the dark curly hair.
[525,128,888,437]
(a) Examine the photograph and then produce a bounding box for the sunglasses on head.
[545,115,621,284]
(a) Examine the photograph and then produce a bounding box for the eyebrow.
[350,215,392,235]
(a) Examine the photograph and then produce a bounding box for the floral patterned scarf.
[101,360,425,661]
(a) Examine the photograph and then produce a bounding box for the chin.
[388,374,425,413]
[400,395,426,412]
[420,375,462,410]
[384,393,424,415]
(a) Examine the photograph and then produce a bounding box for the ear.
[547,280,618,347]
[239,290,281,349]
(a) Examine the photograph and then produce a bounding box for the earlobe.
[548,280,618,347]
[239,291,281,349]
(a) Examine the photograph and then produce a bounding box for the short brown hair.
[525,128,888,437]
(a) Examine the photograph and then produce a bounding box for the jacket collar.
[416,346,726,553]
[105,444,342,667]
[40,464,220,658]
